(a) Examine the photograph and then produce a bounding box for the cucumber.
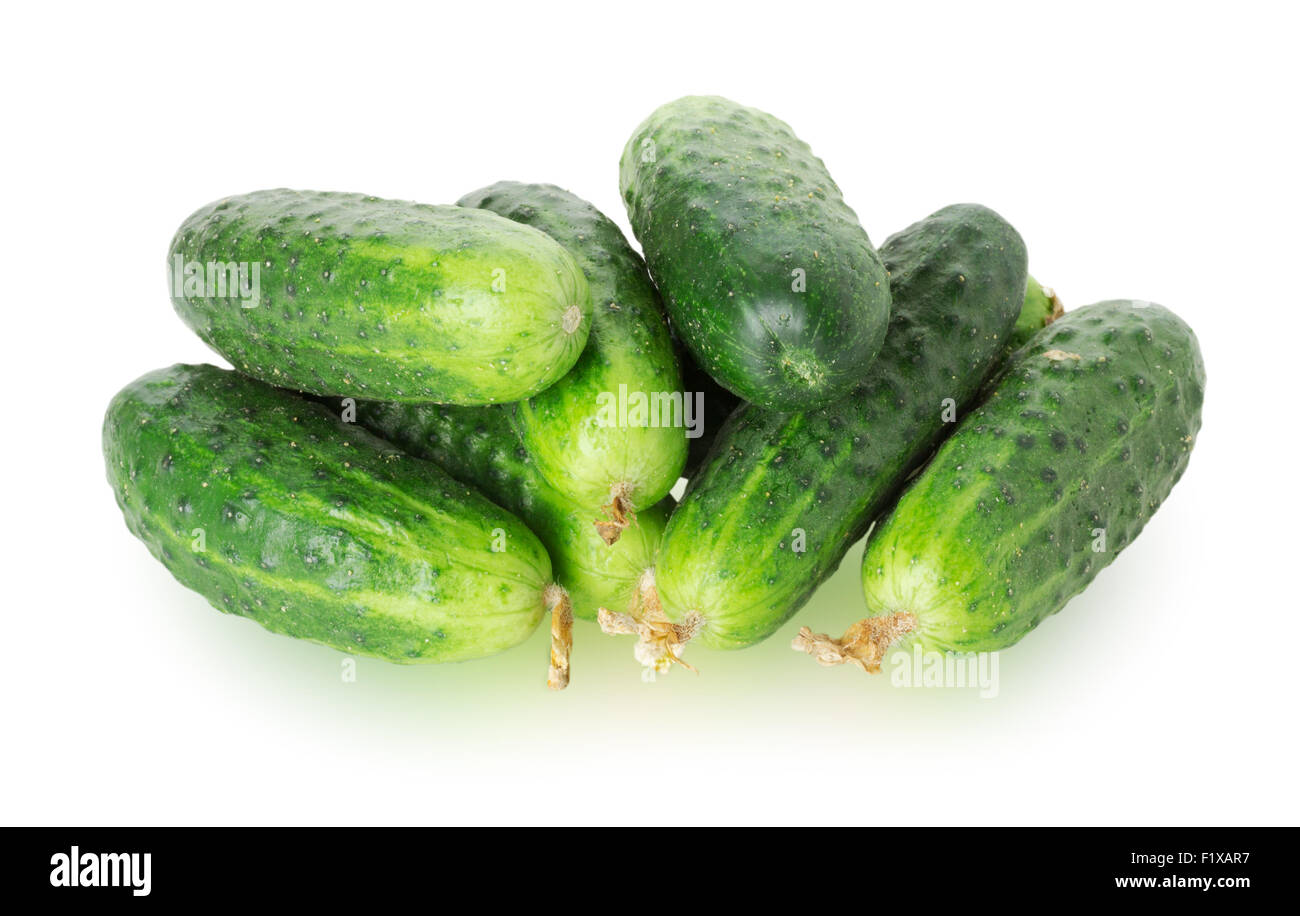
[456,182,687,539]
[606,205,1027,671]
[620,96,891,410]
[103,364,563,666]
[1009,275,1065,350]
[344,398,669,621]
[679,341,742,479]
[168,189,592,405]
[797,301,1204,670]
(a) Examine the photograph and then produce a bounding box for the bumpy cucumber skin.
[456,181,687,509]
[103,365,552,662]
[1009,275,1058,350]
[620,96,891,410]
[862,301,1204,653]
[657,204,1028,649]
[349,399,669,620]
[169,189,592,404]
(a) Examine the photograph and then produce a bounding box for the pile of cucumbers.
[104,96,1205,689]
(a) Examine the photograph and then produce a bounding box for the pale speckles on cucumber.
[854,301,1203,658]
[619,96,891,410]
[638,204,1027,669]
[457,182,686,527]
[103,364,554,664]
[169,189,592,405]
[345,397,671,622]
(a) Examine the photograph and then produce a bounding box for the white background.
[3,1,1296,826]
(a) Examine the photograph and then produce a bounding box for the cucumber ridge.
[612,204,1027,671]
[457,181,687,539]
[169,188,592,404]
[103,364,554,664]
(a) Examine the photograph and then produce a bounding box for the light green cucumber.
[457,182,687,540]
[169,189,592,404]
[103,364,561,665]
[344,398,670,620]
[1009,275,1065,350]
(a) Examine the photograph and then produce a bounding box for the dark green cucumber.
[627,205,1026,670]
[620,96,891,410]
[1009,275,1064,350]
[169,189,592,404]
[824,301,1204,665]
[457,182,687,535]
[346,399,669,620]
[679,340,743,479]
[104,364,556,663]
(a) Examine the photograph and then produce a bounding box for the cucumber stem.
[561,304,584,335]
[597,568,700,677]
[792,612,918,673]
[545,584,573,691]
[1045,286,1065,325]
[594,482,636,546]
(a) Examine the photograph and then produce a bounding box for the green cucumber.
[345,398,669,620]
[797,301,1204,670]
[169,189,592,404]
[103,364,562,665]
[620,96,891,410]
[1009,275,1064,350]
[456,182,687,539]
[679,340,742,479]
[610,205,1027,671]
